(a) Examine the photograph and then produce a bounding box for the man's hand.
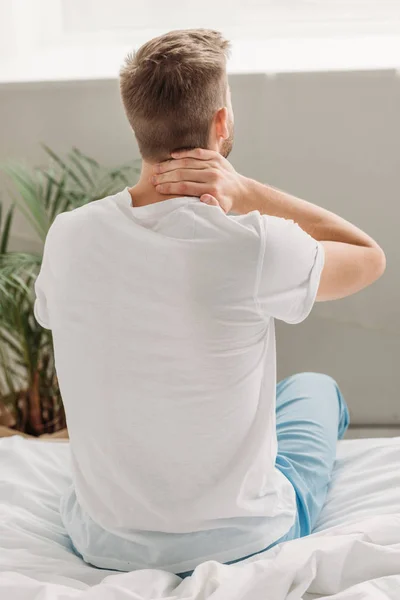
[152,147,385,301]
[151,149,246,213]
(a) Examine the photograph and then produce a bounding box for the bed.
[0,435,399,599]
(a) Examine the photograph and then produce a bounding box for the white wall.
[0,70,398,424]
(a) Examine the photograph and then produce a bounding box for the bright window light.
[1,0,400,83]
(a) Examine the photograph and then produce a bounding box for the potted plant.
[0,147,140,437]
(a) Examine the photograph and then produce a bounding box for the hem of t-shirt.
[67,490,297,576]
[63,487,297,575]
[170,511,298,575]
[284,240,325,325]
[64,464,298,575]
[77,521,296,575]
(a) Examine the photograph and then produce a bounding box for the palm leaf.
[42,144,86,191]
[0,204,14,254]
[48,172,67,222]
[0,342,18,396]
[3,165,50,241]
[0,328,25,362]
[68,149,94,187]
[0,253,40,303]
[42,167,56,211]
[72,147,100,167]
[0,145,141,434]
[0,251,41,278]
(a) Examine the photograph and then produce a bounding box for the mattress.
[0,435,399,599]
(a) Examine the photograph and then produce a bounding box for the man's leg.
[178,373,349,578]
[275,372,350,536]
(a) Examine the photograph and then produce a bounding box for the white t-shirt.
[34,188,324,574]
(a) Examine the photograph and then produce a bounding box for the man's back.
[34,187,323,571]
[32,26,385,576]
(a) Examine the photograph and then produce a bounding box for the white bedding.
[0,435,399,599]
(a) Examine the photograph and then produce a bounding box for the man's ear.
[214,107,229,141]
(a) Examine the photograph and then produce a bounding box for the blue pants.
[178,372,350,578]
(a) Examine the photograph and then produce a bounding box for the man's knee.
[286,373,349,434]
[282,372,339,389]
[277,371,350,441]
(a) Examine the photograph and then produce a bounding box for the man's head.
[120,29,233,163]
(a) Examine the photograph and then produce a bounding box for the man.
[34,29,385,578]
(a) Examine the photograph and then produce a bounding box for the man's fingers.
[155,158,213,174]
[170,148,219,161]
[200,195,220,207]
[155,181,211,197]
[153,168,211,185]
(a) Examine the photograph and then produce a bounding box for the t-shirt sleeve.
[33,218,60,330]
[256,215,325,324]
[34,277,50,329]
[34,252,51,330]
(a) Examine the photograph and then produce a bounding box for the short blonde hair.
[119,29,230,161]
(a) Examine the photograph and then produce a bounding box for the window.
[56,0,400,41]
[1,0,400,82]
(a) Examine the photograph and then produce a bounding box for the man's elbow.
[316,241,386,302]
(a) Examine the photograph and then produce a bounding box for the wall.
[0,70,398,424]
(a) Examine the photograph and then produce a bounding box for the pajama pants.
[177,372,350,578]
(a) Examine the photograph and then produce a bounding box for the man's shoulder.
[63,193,118,220]
[229,211,301,239]
[51,192,120,232]
[227,209,265,238]
[44,194,117,254]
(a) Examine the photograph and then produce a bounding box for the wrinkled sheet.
[0,435,399,599]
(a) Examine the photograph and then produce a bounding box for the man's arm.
[153,149,386,302]
[234,177,386,302]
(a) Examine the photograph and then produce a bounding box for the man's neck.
[128,161,188,208]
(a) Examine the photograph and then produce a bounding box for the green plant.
[0,146,140,435]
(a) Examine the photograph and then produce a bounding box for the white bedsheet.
[0,436,399,599]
